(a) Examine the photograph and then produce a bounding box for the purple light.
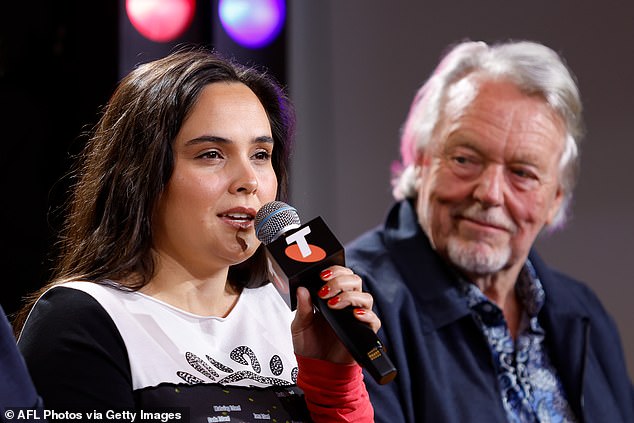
[218,0,286,49]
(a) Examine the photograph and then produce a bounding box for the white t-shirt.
[19,282,313,422]
[62,281,299,390]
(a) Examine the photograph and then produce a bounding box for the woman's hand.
[291,265,380,364]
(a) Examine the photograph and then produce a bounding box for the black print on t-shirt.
[176,345,298,387]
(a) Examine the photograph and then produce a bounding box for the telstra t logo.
[284,226,327,262]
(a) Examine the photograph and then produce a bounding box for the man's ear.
[415,148,430,166]
[545,185,565,226]
[413,151,427,189]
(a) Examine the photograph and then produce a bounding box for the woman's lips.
[218,208,256,230]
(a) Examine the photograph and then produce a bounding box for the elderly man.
[346,40,633,423]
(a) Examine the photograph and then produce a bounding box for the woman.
[16,49,376,422]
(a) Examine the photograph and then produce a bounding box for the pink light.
[126,0,196,43]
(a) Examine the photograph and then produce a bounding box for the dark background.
[1,2,118,316]
[1,1,632,377]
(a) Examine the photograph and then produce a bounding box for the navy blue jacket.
[1,305,42,422]
[346,200,634,423]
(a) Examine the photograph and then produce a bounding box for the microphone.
[255,201,397,385]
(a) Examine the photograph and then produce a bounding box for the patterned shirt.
[462,260,578,423]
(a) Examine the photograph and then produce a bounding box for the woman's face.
[153,82,278,275]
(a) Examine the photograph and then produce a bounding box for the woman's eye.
[253,150,271,160]
[198,150,222,159]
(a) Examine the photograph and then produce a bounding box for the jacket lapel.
[530,251,589,421]
[382,200,472,333]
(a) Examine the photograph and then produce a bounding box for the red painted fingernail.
[318,285,330,298]
[320,269,333,280]
[354,308,366,316]
[327,296,340,306]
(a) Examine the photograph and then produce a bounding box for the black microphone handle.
[255,210,398,385]
[306,282,397,385]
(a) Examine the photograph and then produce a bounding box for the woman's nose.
[230,159,258,194]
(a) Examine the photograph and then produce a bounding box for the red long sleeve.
[296,355,374,422]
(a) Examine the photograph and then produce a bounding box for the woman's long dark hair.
[15,48,295,332]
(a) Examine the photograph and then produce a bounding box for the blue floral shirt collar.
[460,260,577,423]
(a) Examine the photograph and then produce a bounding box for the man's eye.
[511,168,535,179]
[452,155,473,165]
[446,153,482,178]
[508,167,542,190]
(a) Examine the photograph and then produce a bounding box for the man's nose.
[473,164,504,207]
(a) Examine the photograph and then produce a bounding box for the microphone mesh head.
[255,201,301,245]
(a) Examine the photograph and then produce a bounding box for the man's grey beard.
[446,237,511,276]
